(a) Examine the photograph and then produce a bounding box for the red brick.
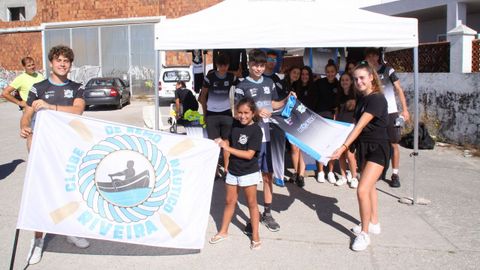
[0,0,221,69]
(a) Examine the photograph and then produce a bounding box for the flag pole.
[9,229,20,270]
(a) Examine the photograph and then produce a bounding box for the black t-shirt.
[234,76,278,111]
[212,49,248,74]
[263,72,285,100]
[27,79,84,107]
[234,76,278,142]
[294,82,317,111]
[336,88,356,123]
[228,121,262,176]
[354,92,389,142]
[175,88,198,112]
[314,77,338,113]
[378,65,399,84]
[202,71,236,115]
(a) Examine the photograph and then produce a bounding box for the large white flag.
[17,110,220,249]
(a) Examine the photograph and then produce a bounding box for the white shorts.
[225,171,261,187]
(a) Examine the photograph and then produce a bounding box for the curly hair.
[48,45,74,62]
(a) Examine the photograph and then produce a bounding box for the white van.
[158,66,194,100]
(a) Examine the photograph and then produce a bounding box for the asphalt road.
[1,99,479,270]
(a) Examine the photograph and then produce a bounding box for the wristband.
[342,144,348,150]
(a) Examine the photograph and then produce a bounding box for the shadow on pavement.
[283,183,358,240]
[85,104,131,111]
[376,187,402,200]
[209,175,358,241]
[209,179,251,233]
[42,234,199,256]
[0,159,24,180]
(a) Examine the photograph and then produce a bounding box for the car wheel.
[116,99,123,110]
[125,94,131,105]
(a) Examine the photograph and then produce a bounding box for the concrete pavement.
[0,100,479,270]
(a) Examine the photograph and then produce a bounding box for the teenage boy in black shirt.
[20,45,90,265]
[234,49,293,233]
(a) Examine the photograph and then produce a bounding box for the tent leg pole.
[154,50,160,131]
[412,47,419,205]
[309,48,313,67]
[9,229,20,270]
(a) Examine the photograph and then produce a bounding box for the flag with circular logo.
[17,110,220,249]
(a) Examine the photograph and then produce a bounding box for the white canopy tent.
[154,0,417,50]
[153,0,421,204]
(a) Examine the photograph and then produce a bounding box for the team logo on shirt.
[263,87,270,94]
[235,88,244,95]
[64,89,74,98]
[249,88,258,97]
[296,104,306,114]
[45,90,55,99]
[224,81,230,87]
[238,134,248,145]
[213,82,219,88]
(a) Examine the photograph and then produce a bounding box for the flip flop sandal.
[250,240,261,250]
[209,234,228,244]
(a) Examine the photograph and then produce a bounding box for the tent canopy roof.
[154,0,418,51]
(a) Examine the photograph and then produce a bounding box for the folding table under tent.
[153,0,421,204]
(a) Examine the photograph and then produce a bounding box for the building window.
[8,6,26,21]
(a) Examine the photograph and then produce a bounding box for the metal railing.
[472,39,480,72]
[385,42,450,72]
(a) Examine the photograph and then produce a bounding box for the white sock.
[392,168,399,175]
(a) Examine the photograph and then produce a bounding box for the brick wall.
[0,32,43,70]
[0,0,221,69]
[166,51,213,68]
[0,0,220,27]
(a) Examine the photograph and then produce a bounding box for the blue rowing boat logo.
[97,160,151,193]
[78,134,171,223]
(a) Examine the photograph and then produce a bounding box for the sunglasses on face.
[267,57,277,62]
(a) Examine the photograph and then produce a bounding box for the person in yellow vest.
[1,57,44,109]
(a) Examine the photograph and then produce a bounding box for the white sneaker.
[346,170,353,182]
[352,222,381,235]
[350,177,359,189]
[316,171,325,183]
[335,176,347,186]
[352,231,371,251]
[66,236,90,248]
[27,238,43,265]
[327,172,336,184]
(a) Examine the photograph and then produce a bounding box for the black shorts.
[387,113,401,143]
[355,141,390,169]
[193,73,204,93]
[205,114,233,140]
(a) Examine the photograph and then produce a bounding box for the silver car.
[83,77,131,110]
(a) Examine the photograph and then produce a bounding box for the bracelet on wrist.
[342,144,348,150]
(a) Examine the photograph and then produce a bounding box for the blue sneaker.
[273,177,285,187]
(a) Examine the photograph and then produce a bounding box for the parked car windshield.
[87,79,115,87]
[163,70,191,82]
